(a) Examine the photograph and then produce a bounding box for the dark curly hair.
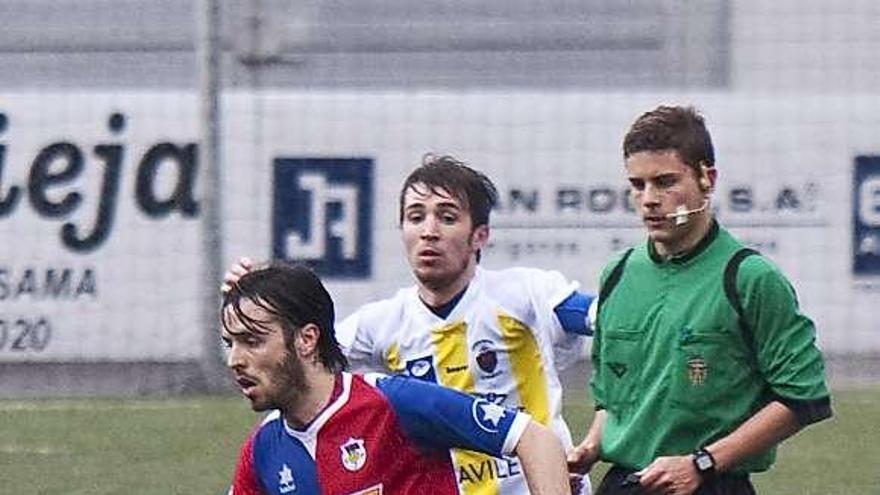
[222,261,348,372]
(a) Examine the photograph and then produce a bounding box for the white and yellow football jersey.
[337,266,591,495]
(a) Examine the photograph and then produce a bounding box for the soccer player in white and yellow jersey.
[225,155,595,495]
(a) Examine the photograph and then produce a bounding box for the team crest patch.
[341,438,367,471]
[473,339,500,376]
[687,356,708,386]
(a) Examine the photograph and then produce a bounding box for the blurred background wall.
[1,0,878,395]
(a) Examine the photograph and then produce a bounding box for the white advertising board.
[0,94,202,361]
[1,91,877,361]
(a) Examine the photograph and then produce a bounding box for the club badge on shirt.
[341,438,367,471]
[473,339,500,378]
[687,356,708,386]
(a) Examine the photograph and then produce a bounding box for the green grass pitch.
[1,386,877,494]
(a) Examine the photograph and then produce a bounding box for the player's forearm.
[704,401,801,473]
[568,409,606,473]
[514,421,570,495]
[583,409,606,451]
[575,410,607,458]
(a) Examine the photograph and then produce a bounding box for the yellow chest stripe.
[498,314,550,426]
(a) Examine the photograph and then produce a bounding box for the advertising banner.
[1,92,877,361]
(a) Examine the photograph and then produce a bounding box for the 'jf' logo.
[274,158,373,277]
[853,156,880,275]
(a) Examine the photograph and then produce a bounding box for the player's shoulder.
[477,266,578,317]
[714,228,785,281]
[735,250,778,274]
[599,244,647,279]
[359,371,388,388]
[361,372,432,397]
[261,409,282,424]
[355,372,437,414]
[733,250,790,291]
[340,372,388,404]
[345,286,414,325]
[479,265,568,289]
[364,372,465,416]
[360,371,417,393]
[474,267,536,306]
[255,410,282,431]
[481,265,550,278]
[247,410,284,447]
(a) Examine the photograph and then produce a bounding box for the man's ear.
[294,323,320,358]
[471,224,490,251]
[699,164,717,194]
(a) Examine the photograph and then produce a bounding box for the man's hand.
[567,440,599,474]
[566,440,599,493]
[635,455,701,495]
[221,257,255,293]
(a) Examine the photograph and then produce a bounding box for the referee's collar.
[648,220,719,265]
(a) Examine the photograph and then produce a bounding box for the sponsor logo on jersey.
[472,400,508,433]
[340,438,367,472]
[278,463,296,493]
[687,356,708,386]
[458,456,522,484]
[445,364,468,373]
[472,339,500,377]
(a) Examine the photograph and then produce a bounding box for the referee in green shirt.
[568,105,832,495]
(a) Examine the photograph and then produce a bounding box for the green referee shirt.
[591,222,831,473]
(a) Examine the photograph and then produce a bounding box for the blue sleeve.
[554,290,595,336]
[375,374,525,456]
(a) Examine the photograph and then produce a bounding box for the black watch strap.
[692,448,717,478]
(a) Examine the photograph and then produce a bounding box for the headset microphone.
[665,200,709,225]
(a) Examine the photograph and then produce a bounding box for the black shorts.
[596,465,756,495]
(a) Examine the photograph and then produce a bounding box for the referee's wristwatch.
[692,448,717,479]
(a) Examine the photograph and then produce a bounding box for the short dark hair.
[623,105,715,172]
[398,154,498,228]
[221,261,348,373]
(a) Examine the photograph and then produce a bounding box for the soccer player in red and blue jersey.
[222,261,569,495]
[224,155,596,494]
